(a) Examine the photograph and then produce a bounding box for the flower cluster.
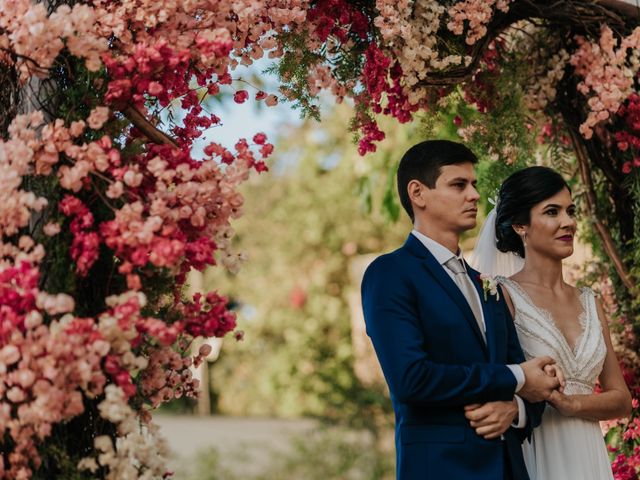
[0,0,286,476]
[59,196,101,277]
[570,25,640,139]
[447,0,511,46]
[524,49,570,111]
[373,0,463,103]
[615,93,640,175]
[0,264,109,478]
[0,1,107,79]
[78,385,171,479]
[307,0,369,43]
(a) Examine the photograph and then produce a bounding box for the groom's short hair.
[397,140,478,222]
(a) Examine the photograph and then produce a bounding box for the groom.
[361,140,561,480]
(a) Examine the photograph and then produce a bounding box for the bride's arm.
[548,297,632,421]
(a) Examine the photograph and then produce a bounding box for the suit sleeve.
[362,258,517,407]
[501,292,546,441]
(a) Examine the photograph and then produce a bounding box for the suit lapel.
[467,263,497,362]
[404,235,488,355]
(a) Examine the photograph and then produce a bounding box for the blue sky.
[193,58,303,156]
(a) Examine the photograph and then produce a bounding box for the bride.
[470,166,632,479]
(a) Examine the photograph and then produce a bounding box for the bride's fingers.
[555,366,566,388]
[547,389,564,406]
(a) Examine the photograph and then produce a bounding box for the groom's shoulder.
[363,244,413,279]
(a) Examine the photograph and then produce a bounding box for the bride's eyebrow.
[542,203,575,209]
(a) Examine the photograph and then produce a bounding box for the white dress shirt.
[411,230,526,428]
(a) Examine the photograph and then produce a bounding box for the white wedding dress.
[498,277,614,480]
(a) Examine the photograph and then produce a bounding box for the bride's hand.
[547,390,578,417]
[543,364,566,393]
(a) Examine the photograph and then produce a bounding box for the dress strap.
[496,276,531,311]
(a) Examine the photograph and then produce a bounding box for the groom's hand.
[464,400,518,439]
[519,356,561,402]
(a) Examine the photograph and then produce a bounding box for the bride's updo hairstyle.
[495,166,570,258]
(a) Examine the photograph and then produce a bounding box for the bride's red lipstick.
[557,235,573,242]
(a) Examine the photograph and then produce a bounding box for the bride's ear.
[512,224,525,236]
[408,180,427,208]
[512,224,528,245]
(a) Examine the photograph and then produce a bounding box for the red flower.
[253,132,267,145]
[233,90,249,104]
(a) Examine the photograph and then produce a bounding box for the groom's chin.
[463,213,478,227]
[457,219,477,232]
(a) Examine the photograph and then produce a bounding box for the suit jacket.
[361,234,544,480]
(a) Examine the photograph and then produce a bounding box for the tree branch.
[414,0,628,88]
[121,106,178,148]
[567,126,634,290]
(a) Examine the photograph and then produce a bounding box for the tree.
[206,103,417,422]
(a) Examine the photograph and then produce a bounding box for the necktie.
[444,257,486,344]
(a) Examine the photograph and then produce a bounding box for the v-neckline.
[503,278,589,358]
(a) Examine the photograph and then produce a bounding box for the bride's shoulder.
[493,275,516,286]
[491,274,508,283]
[573,282,596,297]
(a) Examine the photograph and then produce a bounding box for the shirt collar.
[411,229,466,270]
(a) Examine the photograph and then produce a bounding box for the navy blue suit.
[361,234,543,480]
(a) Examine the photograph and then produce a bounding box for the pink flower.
[148,81,163,96]
[265,94,278,106]
[87,106,110,129]
[43,222,61,236]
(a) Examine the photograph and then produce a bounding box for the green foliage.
[175,427,393,480]
[51,51,108,124]
[267,31,325,120]
[419,80,536,211]
[204,104,411,429]
[35,444,95,480]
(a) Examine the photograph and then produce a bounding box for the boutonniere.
[478,274,500,302]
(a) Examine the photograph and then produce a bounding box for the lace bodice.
[497,277,607,395]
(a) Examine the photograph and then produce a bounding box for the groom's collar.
[410,230,466,270]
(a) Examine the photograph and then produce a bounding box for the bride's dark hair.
[495,166,570,258]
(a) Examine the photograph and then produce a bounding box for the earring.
[521,232,527,247]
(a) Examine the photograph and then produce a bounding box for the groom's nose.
[466,185,480,202]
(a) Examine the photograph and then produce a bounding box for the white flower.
[479,274,500,301]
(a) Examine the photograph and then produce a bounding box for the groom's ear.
[407,179,427,209]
